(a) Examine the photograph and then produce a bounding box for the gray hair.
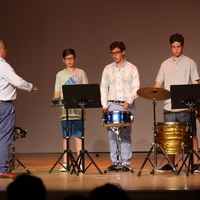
[0,40,3,49]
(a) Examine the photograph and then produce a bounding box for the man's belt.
[0,100,12,103]
[108,100,125,104]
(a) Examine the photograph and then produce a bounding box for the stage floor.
[0,152,200,200]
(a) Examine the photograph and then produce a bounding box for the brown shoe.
[0,172,18,178]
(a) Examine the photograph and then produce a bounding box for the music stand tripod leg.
[48,150,68,173]
[48,147,77,174]
[76,149,103,175]
[74,106,102,176]
[175,112,200,176]
[84,151,103,174]
[49,104,80,174]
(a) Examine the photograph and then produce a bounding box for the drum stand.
[104,126,134,173]
[9,137,31,174]
[137,97,176,176]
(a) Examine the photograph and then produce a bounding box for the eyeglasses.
[64,57,75,61]
[109,51,122,56]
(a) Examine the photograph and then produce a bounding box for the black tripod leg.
[137,145,155,176]
[9,158,15,171]
[75,150,85,175]
[15,158,31,174]
[84,151,103,174]
[9,144,31,174]
[76,150,102,175]
[48,150,68,173]
[175,152,190,175]
[157,145,177,172]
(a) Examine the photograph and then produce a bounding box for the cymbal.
[137,87,170,101]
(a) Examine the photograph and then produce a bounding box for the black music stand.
[171,84,200,175]
[48,104,79,174]
[62,84,103,175]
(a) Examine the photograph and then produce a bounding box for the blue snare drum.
[102,111,134,127]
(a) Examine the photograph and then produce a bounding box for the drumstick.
[112,102,124,107]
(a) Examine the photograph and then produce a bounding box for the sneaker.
[157,164,173,172]
[193,164,200,173]
[60,163,68,172]
[78,163,83,171]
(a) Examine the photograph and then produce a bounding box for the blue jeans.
[107,102,135,165]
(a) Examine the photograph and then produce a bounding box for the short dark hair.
[7,174,46,200]
[169,33,184,46]
[62,48,76,59]
[88,183,129,200]
[109,41,126,51]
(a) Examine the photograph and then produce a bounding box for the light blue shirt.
[155,55,199,111]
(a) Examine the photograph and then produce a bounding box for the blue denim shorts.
[61,120,82,138]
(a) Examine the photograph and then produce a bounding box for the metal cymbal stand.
[137,97,176,176]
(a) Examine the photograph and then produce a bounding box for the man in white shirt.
[100,41,140,171]
[0,40,37,178]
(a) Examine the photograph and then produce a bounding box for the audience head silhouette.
[88,183,129,200]
[64,194,87,200]
[7,173,46,200]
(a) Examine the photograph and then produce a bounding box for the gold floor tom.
[156,122,189,154]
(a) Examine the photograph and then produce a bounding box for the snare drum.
[102,111,134,127]
[156,122,190,154]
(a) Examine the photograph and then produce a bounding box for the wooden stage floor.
[0,153,200,200]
